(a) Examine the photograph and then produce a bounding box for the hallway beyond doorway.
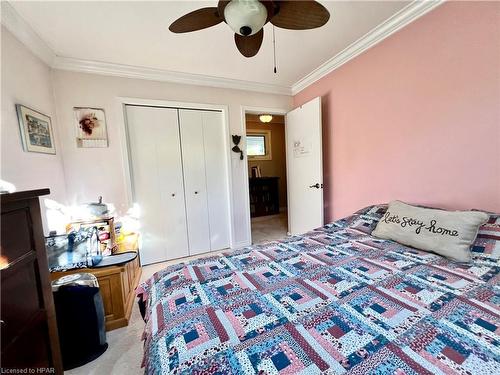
[251,213,288,244]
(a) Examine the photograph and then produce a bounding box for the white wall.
[1,27,67,233]
[51,70,292,246]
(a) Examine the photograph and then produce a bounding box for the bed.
[137,205,500,374]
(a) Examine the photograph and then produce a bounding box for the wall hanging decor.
[16,104,56,154]
[231,134,244,160]
[74,107,108,148]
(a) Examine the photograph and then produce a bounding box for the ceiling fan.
[169,0,330,58]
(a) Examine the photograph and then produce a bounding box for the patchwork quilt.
[137,205,500,374]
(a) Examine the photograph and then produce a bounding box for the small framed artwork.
[74,107,108,148]
[16,104,56,154]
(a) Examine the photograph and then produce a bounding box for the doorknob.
[194,191,199,195]
[309,183,321,189]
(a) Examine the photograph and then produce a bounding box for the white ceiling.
[8,1,411,89]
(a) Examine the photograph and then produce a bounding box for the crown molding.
[52,57,292,95]
[291,0,445,95]
[1,1,56,66]
[2,0,443,97]
[0,1,290,95]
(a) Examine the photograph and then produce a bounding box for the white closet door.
[126,106,189,264]
[202,111,231,250]
[178,109,211,255]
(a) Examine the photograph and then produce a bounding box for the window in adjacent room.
[247,130,272,160]
[247,135,266,156]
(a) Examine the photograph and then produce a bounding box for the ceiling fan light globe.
[224,0,267,36]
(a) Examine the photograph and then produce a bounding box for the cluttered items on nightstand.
[46,196,140,272]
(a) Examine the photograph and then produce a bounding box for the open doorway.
[245,112,288,244]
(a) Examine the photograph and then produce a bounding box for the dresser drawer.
[1,258,44,347]
[1,207,34,263]
[1,317,51,369]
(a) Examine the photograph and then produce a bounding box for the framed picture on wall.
[16,104,56,154]
[74,107,108,148]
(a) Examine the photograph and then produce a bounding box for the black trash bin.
[52,273,108,370]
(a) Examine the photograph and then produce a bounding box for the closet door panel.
[178,110,211,255]
[126,106,189,264]
[202,111,231,250]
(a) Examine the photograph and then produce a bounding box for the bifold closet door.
[200,111,231,251]
[126,106,189,265]
[178,110,211,255]
[178,109,230,254]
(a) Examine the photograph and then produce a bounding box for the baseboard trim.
[232,240,251,250]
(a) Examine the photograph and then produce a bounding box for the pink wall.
[293,1,500,222]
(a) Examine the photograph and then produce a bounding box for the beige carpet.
[66,253,222,375]
[251,213,288,244]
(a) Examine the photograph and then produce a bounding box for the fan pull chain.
[272,25,277,74]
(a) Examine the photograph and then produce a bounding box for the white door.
[178,109,211,255]
[285,97,323,235]
[126,106,189,264]
[201,111,231,251]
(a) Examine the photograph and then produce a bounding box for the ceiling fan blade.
[169,7,222,33]
[271,1,330,30]
[217,1,230,20]
[234,29,264,58]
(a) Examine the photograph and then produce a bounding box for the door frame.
[240,105,289,245]
[117,96,235,249]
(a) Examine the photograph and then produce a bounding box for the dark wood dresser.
[249,177,280,217]
[1,189,63,373]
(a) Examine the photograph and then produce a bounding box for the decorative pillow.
[372,200,489,262]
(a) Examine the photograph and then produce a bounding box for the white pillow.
[372,200,489,262]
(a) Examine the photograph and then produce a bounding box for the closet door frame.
[117,97,234,254]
